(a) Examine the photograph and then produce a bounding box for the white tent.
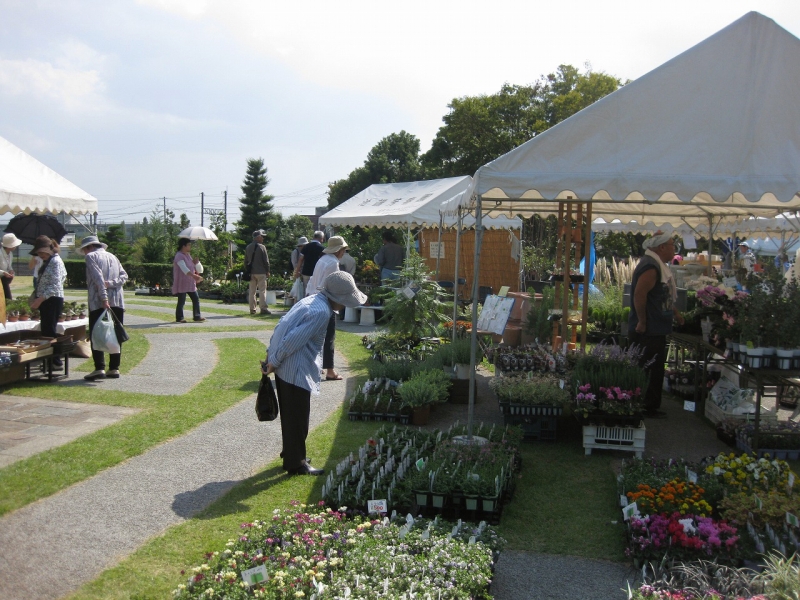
[319,176,521,230]
[447,12,800,226]
[447,12,800,437]
[0,135,97,215]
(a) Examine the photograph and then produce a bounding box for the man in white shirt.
[306,236,349,380]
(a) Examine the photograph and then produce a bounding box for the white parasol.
[178,226,218,241]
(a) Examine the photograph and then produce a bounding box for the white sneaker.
[84,369,106,381]
[106,370,120,379]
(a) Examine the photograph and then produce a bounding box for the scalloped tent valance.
[445,12,800,226]
[0,135,97,216]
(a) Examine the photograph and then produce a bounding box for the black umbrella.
[4,214,68,244]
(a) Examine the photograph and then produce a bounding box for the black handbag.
[108,309,129,344]
[256,374,279,421]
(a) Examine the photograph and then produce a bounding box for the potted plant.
[78,304,87,319]
[446,336,483,379]
[7,311,18,323]
[18,305,29,321]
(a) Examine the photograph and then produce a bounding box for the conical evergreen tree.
[234,158,275,244]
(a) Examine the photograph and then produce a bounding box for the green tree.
[99,224,133,263]
[191,212,236,282]
[327,131,425,209]
[234,158,275,244]
[134,207,183,263]
[422,65,622,178]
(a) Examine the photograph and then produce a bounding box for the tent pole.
[435,213,443,280]
[452,208,463,358]
[468,199,483,440]
[707,215,714,276]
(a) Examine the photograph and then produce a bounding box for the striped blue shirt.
[267,293,333,393]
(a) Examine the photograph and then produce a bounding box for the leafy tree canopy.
[327,131,425,209]
[99,224,133,263]
[422,64,622,178]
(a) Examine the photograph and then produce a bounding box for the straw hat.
[323,236,348,254]
[319,271,367,307]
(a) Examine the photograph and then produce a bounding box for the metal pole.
[467,199,483,439]
[201,192,204,227]
[435,213,443,279]
[452,208,464,358]
[224,190,228,229]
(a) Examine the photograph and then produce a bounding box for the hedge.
[64,259,173,289]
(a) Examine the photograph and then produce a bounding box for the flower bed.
[734,421,800,460]
[173,503,503,599]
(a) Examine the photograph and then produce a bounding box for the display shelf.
[583,422,646,458]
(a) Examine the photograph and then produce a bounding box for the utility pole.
[200,192,204,227]
[163,197,167,237]
[223,190,227,230]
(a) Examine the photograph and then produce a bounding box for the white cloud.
[0,57,105,112]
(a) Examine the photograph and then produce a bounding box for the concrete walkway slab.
[0,396,139,468]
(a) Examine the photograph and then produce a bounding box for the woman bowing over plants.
[28,236,67,369]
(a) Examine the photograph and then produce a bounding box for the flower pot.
[746,347,764,369]
[411,405,430,426]
[777,348,794,370]
[481,496,499,513]
[762,347,776,369]
[265,290,277,305]
[455,363,470,379]
[6,316,17,322]
[19,315,29,321]
[431,493,446,509]
[414,491,429,507]
[464,495,479,511]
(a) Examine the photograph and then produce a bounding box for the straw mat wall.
[419,228,521,294]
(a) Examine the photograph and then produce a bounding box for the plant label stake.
[241,565,269,586]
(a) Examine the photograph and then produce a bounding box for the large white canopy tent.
[443,12,800,436]
[0,135,97,216]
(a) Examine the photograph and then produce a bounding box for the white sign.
[622,502,639,521]
[367,499,388,514]
[683,400,696,412]
[429,242,445,259]
[401,286,416,299]
[687,469,698,484]
[682,233,697,250]
[241,565,269,585]
[62,233,76,247]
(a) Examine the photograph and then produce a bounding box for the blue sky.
[1,0,798,227]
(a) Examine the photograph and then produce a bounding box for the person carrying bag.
[80,235,128,381]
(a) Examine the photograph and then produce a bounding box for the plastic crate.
[704,399,778,426]
[583,423,645,458]
[504,414,558,441]
[502,403,563,417]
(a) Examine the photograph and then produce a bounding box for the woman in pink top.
[172,238,205,323]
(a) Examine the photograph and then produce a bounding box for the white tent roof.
[319,176,521,230]
[0,135,97,215]
[447,12,800,226]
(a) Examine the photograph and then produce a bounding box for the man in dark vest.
[293,230,325,285]
[628,231,684,418]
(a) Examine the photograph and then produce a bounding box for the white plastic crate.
[583,423,646,458]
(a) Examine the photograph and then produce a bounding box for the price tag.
[683,401,696,412]
[687,470,698,484]
[559,380,565,389]
[622,502,639,521]
[401,286,416,299]
[790,473,796,489]
[367,499,387,514]
[620,495,629,507]
[754,494,763,510]
[787,512,799,527]
[416,458,425,471]
[241,565,269,585]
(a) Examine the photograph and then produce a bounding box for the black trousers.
[175,291,201,321]
[322,312,336,370]
[89,307,124,371]
[2,277,11,300]
[275,375,310,470]
[39,296,64,338]
[629,332,667,412]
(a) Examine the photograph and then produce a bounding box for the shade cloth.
[0,135,97,215]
